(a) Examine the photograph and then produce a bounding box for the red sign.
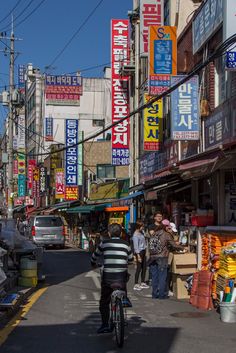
[65,186,78,201]
[28,160,36,190]
[55,169,65,199]
[111,19,130,166]
[140,0,164,56]
[13,159,18,176]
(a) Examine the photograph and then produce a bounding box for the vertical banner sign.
[78,131,83,186]
[17,115,26,149]
[143,94,163,151]
[65,119,79,200]
[148,26,177,95]
[39,166,47,196]
[55,168,65,199]
[18,65,25,91]
[32,166,40,200]
[28,160,36,191]
[224,0,236,70]
[140,0,164,57]
[45,117,54,141]
[111,19,130,166]
[171,75,199,140]
[17,149,26,197]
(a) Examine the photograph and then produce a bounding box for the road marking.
[0,286,48,347]
[85,270,101,289]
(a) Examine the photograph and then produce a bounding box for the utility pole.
[7,28,15,219]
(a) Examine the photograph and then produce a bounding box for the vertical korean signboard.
[45,117,54,141]
[224,0,236,70]
[148,25,177,95]
[171,75,199,140]
[111,19,130,166]
[55,168,65,199]
[65,119,78,200]
[143,94,163,151]
[140,0,164,57]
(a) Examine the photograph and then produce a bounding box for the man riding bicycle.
[91,223,133,334]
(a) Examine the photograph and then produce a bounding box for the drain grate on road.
[171,312,209,318]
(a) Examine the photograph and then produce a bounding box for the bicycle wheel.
[114,298,125,348]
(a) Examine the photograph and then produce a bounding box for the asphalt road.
[0,248,235,353]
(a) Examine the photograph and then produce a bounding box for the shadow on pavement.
[0,311,180,353]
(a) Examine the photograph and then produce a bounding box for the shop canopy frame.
[66,204,110,214]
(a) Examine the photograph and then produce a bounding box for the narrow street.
[0,248,235,353]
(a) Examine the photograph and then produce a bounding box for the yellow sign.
[109,217,124,225]
[143,94,163,151]
[90,182,119,201]
[148,25,177,95]
[17,149,26,175]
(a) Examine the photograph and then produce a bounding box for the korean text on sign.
[140,0,164,56]
[65,119,78,186]
[171,75,200,140]
[111,19,130,166]
[143,94,163,151]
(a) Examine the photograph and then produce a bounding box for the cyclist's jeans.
[100,273,127,325]
[150,257,168,299]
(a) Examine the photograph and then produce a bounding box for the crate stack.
[18,257,38,287]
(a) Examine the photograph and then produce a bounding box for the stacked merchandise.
[201,235,210,270]
[190,270,214,310]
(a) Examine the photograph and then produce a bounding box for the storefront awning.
[178,156,219,171]
[66,204,108,214]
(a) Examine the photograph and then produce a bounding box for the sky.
[0,0,133,129]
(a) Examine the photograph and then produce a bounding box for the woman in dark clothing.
[148,220,186,299]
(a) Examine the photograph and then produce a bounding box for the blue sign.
[18,65,25,89]
[18,175,26,197]
[193,0,223,54]
[65,119,78,186]
[139,151,167,182]
[45,117,53,141]
[154,40,172,74]
[171,75,200,140]
[226,52,236,70]
[112,149,129,166]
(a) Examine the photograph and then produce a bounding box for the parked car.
[29,215,66,248]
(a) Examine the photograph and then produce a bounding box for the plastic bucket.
[220,302,236,323]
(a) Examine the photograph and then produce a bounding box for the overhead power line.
[46,0,104,69]
[0,0,23,25]
[22,33,236,158]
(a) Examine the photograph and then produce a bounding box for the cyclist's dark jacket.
[91,237,133,274]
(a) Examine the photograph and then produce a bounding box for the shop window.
[97,164,115,179]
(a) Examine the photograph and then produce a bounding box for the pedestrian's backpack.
[149,231,165,255]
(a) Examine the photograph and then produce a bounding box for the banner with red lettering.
[111,19,130,166]
[140,0,164,57]
[28,160,36,191]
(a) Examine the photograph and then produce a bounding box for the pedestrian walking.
[153,211,163,226]
[132,220,149,291]
[148,220,186,299]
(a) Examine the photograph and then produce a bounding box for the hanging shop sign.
[171,75,200,140]
[140,0,164,57]
[139,151,167,183]
[148,25,177,95]
[193,0,223,54]
[18,175,26,198]
[13,159,18,177]
[27,159,36,191]
[65,119,78,189]
[224,0,236,70]
[17,115,25,149]
[25,196,34,206]
[111,19,130,166]
[18,65,25,89]
[45,75,82,106]
[55,168,65,199]
[89,182,119,201]
[17,150,26,175]
[45,117,54,141]
[143,94,163,151]
[205,101,231,150]
[78,131,83,186]
[39,166,47,195]
[65,186,78,201]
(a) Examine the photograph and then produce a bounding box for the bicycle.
[110,283,127,348]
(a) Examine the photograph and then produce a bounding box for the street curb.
[0,285,37,328]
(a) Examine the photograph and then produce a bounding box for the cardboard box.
[172,253,197,274]
[172,274,190,299]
